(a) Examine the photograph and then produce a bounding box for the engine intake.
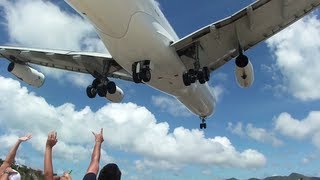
[8,63,45,88]
[235,54,254,88]
[105,86,124,103]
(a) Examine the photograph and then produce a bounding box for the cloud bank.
[266,15,320,101]
[0,76,266,169]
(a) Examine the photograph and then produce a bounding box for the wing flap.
[172,0,320,71]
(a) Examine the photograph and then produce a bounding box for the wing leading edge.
[0,46,132,81]
[172,0,320,72]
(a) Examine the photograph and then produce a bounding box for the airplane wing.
[172,0,320,72]
[0,46,132,81]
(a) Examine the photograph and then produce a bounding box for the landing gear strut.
[86,78,116,99]
[182,42,210,86]
[200,117,207,129]
[132,60,152,83]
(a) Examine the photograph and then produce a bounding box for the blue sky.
[0,0,320,179]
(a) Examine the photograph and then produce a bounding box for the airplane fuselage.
[66,0,216,118]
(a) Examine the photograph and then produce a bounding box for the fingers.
[26,133,32,139]
[48,131,58,140]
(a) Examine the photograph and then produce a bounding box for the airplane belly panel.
[66,0,139,38]
[177,83,216,118]
[100,12,187,90]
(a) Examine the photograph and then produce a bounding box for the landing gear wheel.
[86,85,97,98]
[92,79,101,88]
[203,67,210,82]
[133,72,142,83]
[97,84,107,97]
[197,71,206,84]
[188,69,197,83]
[183,73,191,86]
[141,68,151,82]
[200,123,207,129]
[107,81,116,94]
[200,118,207,129]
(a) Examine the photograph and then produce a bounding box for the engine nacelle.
[8,63,45,88]
[106,86,124,103]
[235,55,254,88]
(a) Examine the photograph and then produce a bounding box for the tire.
[133,72,141,83]
[141,69,151,82]
[203,67,210,82]
[86,85,97,98]
[188,69,197,83]
[97,84,107,97]
[183,73,191,86]
[107,81,116,94]
[92,79,101,88]
[197,71,206,84]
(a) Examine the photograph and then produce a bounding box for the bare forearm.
[5,140,21,164]
[86,142,102,174]
[91,142,102,163]
[44,147,54,180]
[0,173,9,180]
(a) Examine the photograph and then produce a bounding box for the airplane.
[0,0,319,129]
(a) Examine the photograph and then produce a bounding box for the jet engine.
[105,86,124,103]
[235,54,254,88]
[8,62,45,88]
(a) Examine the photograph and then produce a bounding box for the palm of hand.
[19,134,32,142]
[47,139,58,147]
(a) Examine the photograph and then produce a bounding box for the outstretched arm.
[44,131,58,180]
[0,134,32,173]
[0,167,16,180]
[86,128,104,175]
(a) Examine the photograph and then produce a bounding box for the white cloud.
[0,76,266,169]
[0,134,19,149]
[211,85,224,102]
[151,95,192,117]
[228,122,283,147]
[201,169,212,176]
[246,124,283,147]
[227,122,245,136]
[275,111,320,148]
[0,0,107,88]
[266,15,320,101]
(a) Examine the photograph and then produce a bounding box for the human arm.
[0,134,32,173]
[44,131,58,180]
[0,167,16,180]
[85,128,104,175]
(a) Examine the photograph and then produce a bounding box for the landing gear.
[132,60,152,83]
[200,117,207,129]
[181,42,210,86]
[86,78,116,99]
[183,67,210,86]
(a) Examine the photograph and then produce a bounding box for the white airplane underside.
[0,0,319,129]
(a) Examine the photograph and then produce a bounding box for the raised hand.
[18,134,32,142]
[46,131,58,148]
[92,128,104,143]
